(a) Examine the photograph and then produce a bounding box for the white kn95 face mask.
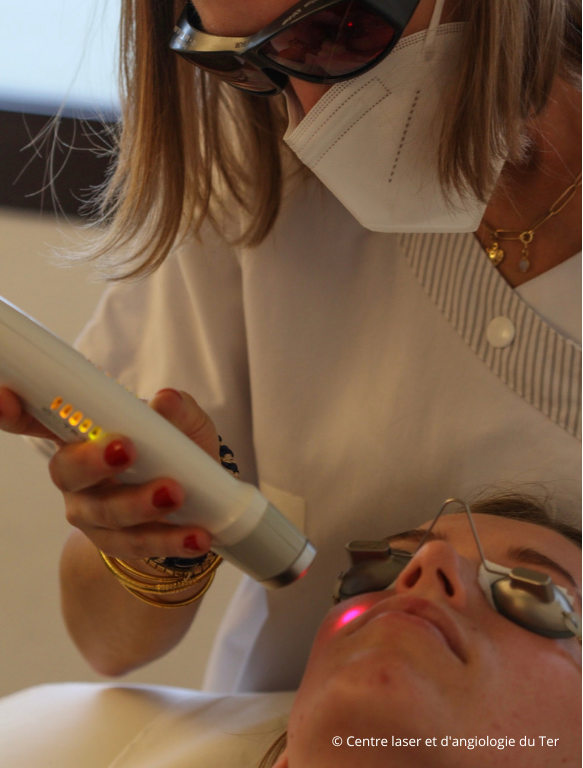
[283,0,504,234]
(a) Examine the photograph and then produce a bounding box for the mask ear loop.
[423,0,448,59]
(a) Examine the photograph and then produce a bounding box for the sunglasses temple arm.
[414,498,504,576]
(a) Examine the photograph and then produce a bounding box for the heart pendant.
[487,243,504,267]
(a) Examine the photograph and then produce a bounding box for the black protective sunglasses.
[169,0,422,96]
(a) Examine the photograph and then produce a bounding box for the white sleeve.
[74,223,258,483]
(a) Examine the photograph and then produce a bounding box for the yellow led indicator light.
[51,397,64,410]
[60,404,73,419]
[88,426,103,440]
[69,411,83,427]
[79,418,93,433]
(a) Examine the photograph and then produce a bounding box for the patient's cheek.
[335,604,369,629]
[311,599,372,652]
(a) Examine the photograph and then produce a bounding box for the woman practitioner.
[0,0,580,692]
[0,496,580,767]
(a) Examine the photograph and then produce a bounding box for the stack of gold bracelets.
[99,438,238,608]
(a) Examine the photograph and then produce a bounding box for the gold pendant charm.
[518,231,533,273]
[487,242,504,266]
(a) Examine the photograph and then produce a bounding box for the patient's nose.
[392,540,469,610]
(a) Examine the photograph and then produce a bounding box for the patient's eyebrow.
[385,529,448,547]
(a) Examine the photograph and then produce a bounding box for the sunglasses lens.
[260,0,395,79]
[176,51,278,94]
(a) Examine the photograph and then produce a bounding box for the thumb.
[149,389,220,463]
[0,386,64,442]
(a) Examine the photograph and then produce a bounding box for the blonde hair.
[258,731,287,768]
[85,0,581,280]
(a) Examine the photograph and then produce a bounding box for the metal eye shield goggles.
[333,498,582,642]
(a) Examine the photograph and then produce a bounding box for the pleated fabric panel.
[399,232,582,440]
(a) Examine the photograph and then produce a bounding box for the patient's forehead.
[414,513,582,591]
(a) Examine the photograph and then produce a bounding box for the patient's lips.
[344,594,468,664]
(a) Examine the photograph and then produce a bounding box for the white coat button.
[486,317,516,348]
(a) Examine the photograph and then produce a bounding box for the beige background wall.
[0,208,241,698]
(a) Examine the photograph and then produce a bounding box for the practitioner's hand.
[0,386,216,560]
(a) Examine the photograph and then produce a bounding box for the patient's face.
[283,514,581,767]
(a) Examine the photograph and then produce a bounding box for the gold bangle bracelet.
[99,551,222,602]
[96,437,237,608]
[123,569,217,608]
[103,556,180,584]
[99,551,221,591]
[132,552,221,580]
[145,552,221,579]
[99,552,195,592]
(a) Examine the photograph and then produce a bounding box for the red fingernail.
[183,535,201,552]
[104,440,130,467]
[152,486,176,509]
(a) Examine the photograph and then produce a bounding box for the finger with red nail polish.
[104,440,131,467]
[152,486,177,509]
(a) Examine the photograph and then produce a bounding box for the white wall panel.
[0,0,121,113]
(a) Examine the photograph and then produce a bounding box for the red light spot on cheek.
[337,605,367,628]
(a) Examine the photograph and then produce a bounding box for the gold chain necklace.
[483,171,582,273]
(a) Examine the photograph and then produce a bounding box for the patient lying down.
[0,494,580,768]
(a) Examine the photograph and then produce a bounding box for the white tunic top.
[76,174,581,693]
